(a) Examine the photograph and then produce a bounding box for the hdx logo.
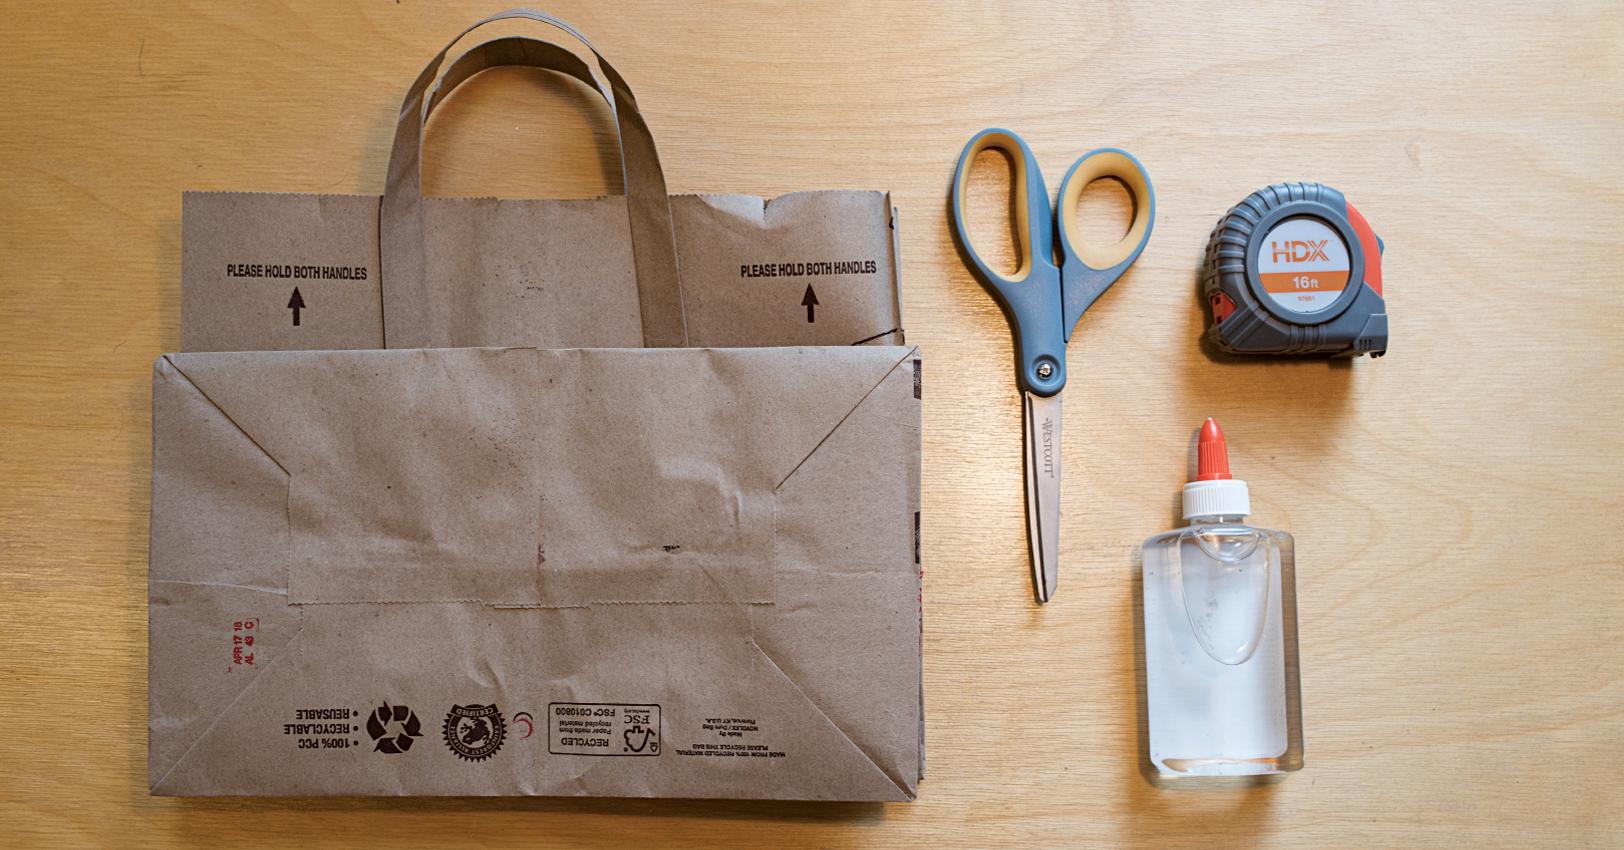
[1270,240,1330,263]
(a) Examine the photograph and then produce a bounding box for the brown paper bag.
[181,9,905,353]
[148,345,923,799]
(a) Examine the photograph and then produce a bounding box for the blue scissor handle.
[1055,148,1155,337]
[950,128,1068,397]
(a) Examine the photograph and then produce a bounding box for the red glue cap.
[1183,418,1250,519]
[1196,418,1232,481]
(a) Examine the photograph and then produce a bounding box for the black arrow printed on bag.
[287,287,305,326]
[801,284,818,323]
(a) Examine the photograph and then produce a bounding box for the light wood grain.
[2,1,1621,847]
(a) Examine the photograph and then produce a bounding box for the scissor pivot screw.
[1036,363,1054,379]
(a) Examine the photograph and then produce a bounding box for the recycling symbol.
[623,725,656,754]
[365,702,423,754]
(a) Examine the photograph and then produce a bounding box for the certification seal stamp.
[442,704,506,761]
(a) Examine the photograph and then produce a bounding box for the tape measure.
[1202,182,1387,357]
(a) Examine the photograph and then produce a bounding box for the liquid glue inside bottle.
[1141,419,1303,778]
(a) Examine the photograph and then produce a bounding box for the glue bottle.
[1141,419,1303,777]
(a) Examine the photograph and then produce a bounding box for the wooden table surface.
[3,1,1620,847]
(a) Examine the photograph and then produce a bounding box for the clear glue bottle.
[1141,418,1303,777]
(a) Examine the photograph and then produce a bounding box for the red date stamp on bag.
[230,618,259,671]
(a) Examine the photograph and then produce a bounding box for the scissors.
[950,129,1154,603]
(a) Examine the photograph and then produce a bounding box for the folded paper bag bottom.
[149,346,922,799]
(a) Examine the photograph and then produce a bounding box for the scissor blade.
[1022,391,1062,603]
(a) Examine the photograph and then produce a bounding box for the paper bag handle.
[422,37,599,119]
[380,9,688,348]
